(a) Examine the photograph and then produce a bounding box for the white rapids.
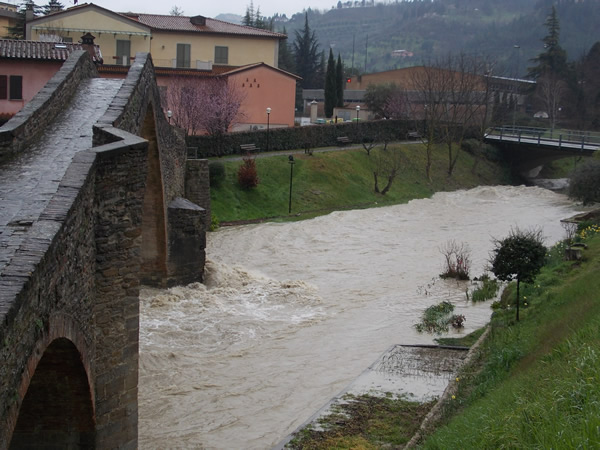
[138,185,584,449]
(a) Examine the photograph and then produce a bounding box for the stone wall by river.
[138,185,583,449]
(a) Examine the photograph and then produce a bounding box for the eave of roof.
[123,13,286,39]
[27,3,151,34]
[223,62,301,80]
[0,39,102,62]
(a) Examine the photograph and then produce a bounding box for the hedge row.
[186,119,418,158]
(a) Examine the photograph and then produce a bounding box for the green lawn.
[210,142,511,224]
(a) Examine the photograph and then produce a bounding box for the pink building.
[100,62,299,132]
[0,38,102,122]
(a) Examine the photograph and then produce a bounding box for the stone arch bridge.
[0,51,209,448]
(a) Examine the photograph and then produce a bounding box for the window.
[176,43,191,68]
[116,40,131,66]
[62,37,73,43]
[214,46,228,65]
[9,76,22,100]
[0,75,7,100]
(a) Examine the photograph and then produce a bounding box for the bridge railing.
[485,126,600,150]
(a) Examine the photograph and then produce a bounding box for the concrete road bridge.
[484,126,600,174]
[0,51,209,448]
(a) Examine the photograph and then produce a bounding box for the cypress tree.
[324,48,337,117]
[336,54,344,107]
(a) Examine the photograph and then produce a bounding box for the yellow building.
[0,2,19,38]
[26,3,285,69]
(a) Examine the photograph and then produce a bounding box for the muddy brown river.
[138,185,583,449]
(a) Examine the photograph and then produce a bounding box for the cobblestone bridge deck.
[0,78,123,273]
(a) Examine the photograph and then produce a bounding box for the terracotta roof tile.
[0,39,102,62]
[123,13,286,39]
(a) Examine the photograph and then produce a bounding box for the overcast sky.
[85,0,336,20]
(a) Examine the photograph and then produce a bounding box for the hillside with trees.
[240,0,600,78]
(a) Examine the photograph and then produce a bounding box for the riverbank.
[282,224,600,449]
[209,142,513,225]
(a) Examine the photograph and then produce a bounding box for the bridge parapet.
[485,126,600,151]
[0,51,98,160]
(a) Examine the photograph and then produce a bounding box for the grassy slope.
[422,230,600,449]
[210,142,511,223]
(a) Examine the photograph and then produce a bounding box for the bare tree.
[166,76,246,153]
[439,54,489,176]
[409,65,449,182]
[372,147,406,195]
[165,76,203,135]
[537,73,567,131]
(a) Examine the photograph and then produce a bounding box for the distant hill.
[274,0,600,77]
[215,13,242,24]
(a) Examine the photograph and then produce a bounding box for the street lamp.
[355,105,360,123]
[266,107,271,152]
[167,110,172,124]
[288,155,295,214]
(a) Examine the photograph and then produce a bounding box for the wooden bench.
[407,131,422,140]
[240,143,259,153]
[336,136,351,146]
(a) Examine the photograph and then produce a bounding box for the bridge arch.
[9,315,95,449]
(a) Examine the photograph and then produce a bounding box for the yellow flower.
[451,395,456,400]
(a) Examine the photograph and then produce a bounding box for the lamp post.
[355,105,360,123]
[512,45,520,133]
[266,107,271,152]
[288,155,295,214]
[167,110,172,124]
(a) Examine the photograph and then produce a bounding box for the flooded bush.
[470,274,500,302]
[439,240,471,280]
[415,300,456,333]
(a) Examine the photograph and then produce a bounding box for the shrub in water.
[470,274,500,302]
[439,240,471,280]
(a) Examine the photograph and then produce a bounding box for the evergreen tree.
[324,48,337,117]
[242,1,255,27]
[43,0,64,15]
[293,13,321,89]
[315,50,327,89]
[278,27,295,73]
[336,54,344,107]
[528,6,568,79]
[255,7,264,29]
[6,1,41,39]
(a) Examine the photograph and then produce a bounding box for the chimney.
[190,15,206,26]
[80,33,102,64]
[25,2,35,22]
[24,1,34,39]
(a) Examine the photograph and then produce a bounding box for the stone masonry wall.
[185,159,211,230]
[92,138,148,449]
[0,51,98,160]
[96,52,188,206]
[0,150,98,448]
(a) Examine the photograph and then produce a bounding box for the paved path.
[213,140,422,162]
[0,78,123,273]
